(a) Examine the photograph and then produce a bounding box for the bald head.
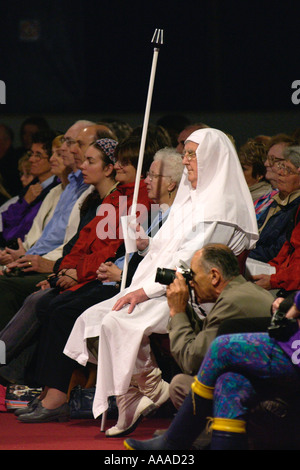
[71,124,116,168]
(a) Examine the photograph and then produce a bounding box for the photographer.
[166,244,274,410]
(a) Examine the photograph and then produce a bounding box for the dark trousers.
[0,273,48,330]
[34,281,118,393]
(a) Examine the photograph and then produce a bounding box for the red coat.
[269,208,300,291]
[59,181,151,291]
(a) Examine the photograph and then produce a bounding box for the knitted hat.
[96,138,118,164]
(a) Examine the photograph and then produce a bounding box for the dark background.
[0,0,299,145]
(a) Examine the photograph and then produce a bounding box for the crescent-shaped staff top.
[151,28,164,47]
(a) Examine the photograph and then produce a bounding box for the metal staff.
[120,28,164,292]
[100,29,164,432]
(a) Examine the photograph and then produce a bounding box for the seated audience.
[0,136,156,384]
[13,148,182,422]
[15,116,50,160]
[0,130,59,247]
[0,152,35,231]
[0,135,67,266]
[252,204,300,295]
[0,120,98,329]
[253,133,297,222]
[176,123,210,154]
[249,141,300,262]
[238,139,272,209]
[18,152,34,188]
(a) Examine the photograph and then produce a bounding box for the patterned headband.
[96,138,118,164]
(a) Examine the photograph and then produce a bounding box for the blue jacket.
[249,195,300,263]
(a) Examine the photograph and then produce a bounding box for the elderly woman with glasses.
[249,141,300,264]
[62,128,259,437]
[251,146,300,293]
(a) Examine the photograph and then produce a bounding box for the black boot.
[210,418,248,450]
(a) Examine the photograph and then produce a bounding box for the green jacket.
[168,275,274,375]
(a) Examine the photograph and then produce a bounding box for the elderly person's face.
[181,142,198,189]
[70,126,97,169]
[145,160,173,203]
[264,143,286,188]
[276,159,300,197]
[189,250,216,303]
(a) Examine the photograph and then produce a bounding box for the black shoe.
[17,401,69,423]
[15,397,40,416]
[124,435,174,450]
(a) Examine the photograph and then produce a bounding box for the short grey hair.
[200,244,240,280]
[283,146,300,168]
[153,147,183,184]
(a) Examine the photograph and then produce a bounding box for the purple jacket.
[1,176,59,243]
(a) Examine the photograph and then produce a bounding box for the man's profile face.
[189,251,215,304]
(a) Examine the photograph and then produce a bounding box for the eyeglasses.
[146,171,171,181]
[27,151,49,161]
[181,150,197,161]
[276,162,299,176]
[265,155,284,167]
[61,136,76,147]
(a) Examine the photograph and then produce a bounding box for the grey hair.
[200,244,240,281]
[283,146,300,168]
[153,147,183,184]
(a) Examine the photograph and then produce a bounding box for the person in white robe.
[64,128,259,437]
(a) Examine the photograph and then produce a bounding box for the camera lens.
[155,267,176,285]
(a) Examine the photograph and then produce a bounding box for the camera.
[48,275,60,288]
[268,309,298,341]
[155,261,193,286]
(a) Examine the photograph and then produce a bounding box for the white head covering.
[180,127,258,240]
[129,128,258,293]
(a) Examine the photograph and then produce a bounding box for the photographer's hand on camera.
[167,272,190,318]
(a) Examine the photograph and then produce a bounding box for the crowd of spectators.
[0,114,299,450]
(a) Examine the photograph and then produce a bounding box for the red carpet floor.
[0,411,172,450]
